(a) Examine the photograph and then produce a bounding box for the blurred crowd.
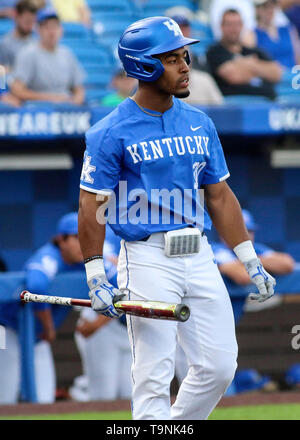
[0,0,299,107]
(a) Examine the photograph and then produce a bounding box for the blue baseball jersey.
[80,97,229,241]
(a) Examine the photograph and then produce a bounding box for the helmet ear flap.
[186,51,191,65]
[120,55,165,82]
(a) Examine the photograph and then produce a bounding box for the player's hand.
[245,258,276,302]
[88,274,124,318]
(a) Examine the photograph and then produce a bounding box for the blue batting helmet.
[242,209,258,231]
[56,212,78,236]
[118,16,200,82]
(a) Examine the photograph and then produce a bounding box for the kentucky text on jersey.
[126,135,210,164]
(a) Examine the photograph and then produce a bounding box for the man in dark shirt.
[206,9,282,100]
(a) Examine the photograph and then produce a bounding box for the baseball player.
[78,16,276,420]
[0,212,83,404]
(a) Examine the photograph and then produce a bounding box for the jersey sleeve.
[25,254,59,311]
[255,242,275,257]
[202,117,230,184]
[80,126,123,195]
[212,244,236,265]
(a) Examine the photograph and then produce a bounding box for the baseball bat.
[20,290,190,322]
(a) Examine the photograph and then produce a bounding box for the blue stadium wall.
[1,146,300,271]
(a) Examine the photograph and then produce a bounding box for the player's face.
[60,234,83,264]
[154,47,190,99]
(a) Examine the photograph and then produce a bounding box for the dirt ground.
[0,392,299,416]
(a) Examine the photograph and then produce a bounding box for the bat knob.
[175,304,190,322]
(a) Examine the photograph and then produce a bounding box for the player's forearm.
[78,189,106,259]
[259,253,295,275]
[205,182,250,249]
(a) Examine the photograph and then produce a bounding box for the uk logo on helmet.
[163,19,182,37]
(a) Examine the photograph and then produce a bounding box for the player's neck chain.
[129,97,163,117]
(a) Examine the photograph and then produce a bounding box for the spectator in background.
[206,9,282,101]
[209,0,291,45]
[165,6,206,71]
[51,0,92,28]
[253,0,300,69]
[209,0,257,46]
[283,1,300,36]
[9,7,85,106]
[166,10,224,105]
[0,0,38,73]
[0,0,17,19]
[0,212,84,404]
[101,68,137,107]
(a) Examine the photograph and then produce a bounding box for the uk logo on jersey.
[81,155,96,184]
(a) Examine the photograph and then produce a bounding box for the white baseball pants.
[118,233,238,420]
[0,327,55,404]
[74,309,132,401]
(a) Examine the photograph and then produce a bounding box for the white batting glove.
[85,258,124,318]
[233,240,276,303]
[87,275,124,318]
[245,258,276,303]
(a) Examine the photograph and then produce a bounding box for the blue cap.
[242,209,257,231]
[37,7,59,24]
[285,364,300,386]
[56,212,78,236]
[168,14,190,26]
[234,369,271,393]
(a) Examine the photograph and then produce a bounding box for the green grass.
[209,403,300,420]
[1,403,300,420]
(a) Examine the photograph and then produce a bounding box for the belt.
[139,230,205,242]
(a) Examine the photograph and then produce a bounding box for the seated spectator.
[0,0,38,73]
[9,7,85,106]
[209,0,257,46]
[283,2,300,36]
[0,0,17,19]
[253,0,300,69]
[51,0,91,27]
[209,0,292,45]
[101,68,137,107]
[206,9,282,101]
